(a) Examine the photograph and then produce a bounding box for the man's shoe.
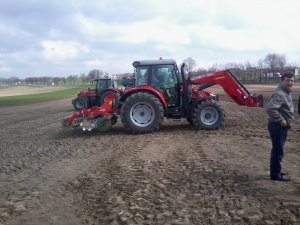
[281,171,288,175]
[271,174,291,181]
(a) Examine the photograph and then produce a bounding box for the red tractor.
[72,78,120,111]
[63,59,263,133]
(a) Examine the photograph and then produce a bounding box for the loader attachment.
[191,70,264,107]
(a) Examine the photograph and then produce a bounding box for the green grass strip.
[0,85,93,106]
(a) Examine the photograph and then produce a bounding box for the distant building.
[262,67,299,78]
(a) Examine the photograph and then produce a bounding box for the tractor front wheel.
[121,92,164,134]
[193,100,224,130]
[73,96,88,111]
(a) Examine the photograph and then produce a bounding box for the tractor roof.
[132,59,176,67]
[93,78,112,81]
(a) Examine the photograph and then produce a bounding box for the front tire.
[73,97,88,111]
[121,92,164,134]
[193,100,224,130]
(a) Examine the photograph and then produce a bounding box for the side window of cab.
[135,67,149,86]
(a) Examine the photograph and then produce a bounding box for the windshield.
[151,65,177,87]
[96,79,112,91]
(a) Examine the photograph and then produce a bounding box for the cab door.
[151,65,179,107]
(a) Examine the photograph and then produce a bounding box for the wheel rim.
[130,102,155,127]
[200,107,218,125]
[76,99,85,109]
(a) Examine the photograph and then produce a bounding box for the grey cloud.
[0,1,77,42]
[0,0,73,20]
[0,0,299,78]
[214,11,246,30]
[73,0,156,23]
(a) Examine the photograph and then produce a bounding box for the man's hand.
[281,119,288,127]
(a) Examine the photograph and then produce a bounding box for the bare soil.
[0,85,300,225]
[0,86,67,97]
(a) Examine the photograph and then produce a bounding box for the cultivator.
[63,93,119,131]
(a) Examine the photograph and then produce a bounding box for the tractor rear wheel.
[193,100,224,130]
[121,92,164,134]
[73,96,88,111]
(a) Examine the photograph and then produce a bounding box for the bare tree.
[278,54,287,69]
[244,61,254,70]
[79,73,88,84]
[88,69,104,80]
[264,54,277,69]
[224,62,244,70]
[256,58,264,69]
[209,63,223,72]
[183,57,197,72]
[263,53,286,69]
[287,62,300,67]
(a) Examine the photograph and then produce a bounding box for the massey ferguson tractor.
[72,78,120,111]
[63,59,263,133]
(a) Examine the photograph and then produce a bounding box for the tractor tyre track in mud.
[0,86,300,225]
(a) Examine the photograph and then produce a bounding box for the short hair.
[281,72,294,81]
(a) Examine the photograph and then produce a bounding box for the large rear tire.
[193,100,224,130]
[121,92,164,134]
[73,97,88,111]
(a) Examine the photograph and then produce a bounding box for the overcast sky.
[0,0,300,78]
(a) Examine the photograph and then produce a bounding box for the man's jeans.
[268,122,288,178]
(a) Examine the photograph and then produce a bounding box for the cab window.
[135,66,149,86]
[151,65,177,87]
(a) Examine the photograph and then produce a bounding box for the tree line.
[184,53,299,83]
[1,53,299,86]
[0,69,110,86]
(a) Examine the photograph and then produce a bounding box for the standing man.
[267,73,295,181]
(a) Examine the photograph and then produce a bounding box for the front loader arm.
[191,70,263,107]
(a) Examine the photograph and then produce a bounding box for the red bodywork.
[121,86,168,108]
[65,93,118,127]
[78,89,96,98]
[78,87,119,98]
[191,70,262,107]
[191,87,215,100]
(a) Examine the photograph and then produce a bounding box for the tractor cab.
[95,78,116,95]
[133,59,181,107]
[72,78,119,111]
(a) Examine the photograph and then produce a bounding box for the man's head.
[280,72,294,92]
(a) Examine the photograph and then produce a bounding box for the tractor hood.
[78,89,96,97]
[191,86,217,100]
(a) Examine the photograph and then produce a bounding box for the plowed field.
[0,85,300,225]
